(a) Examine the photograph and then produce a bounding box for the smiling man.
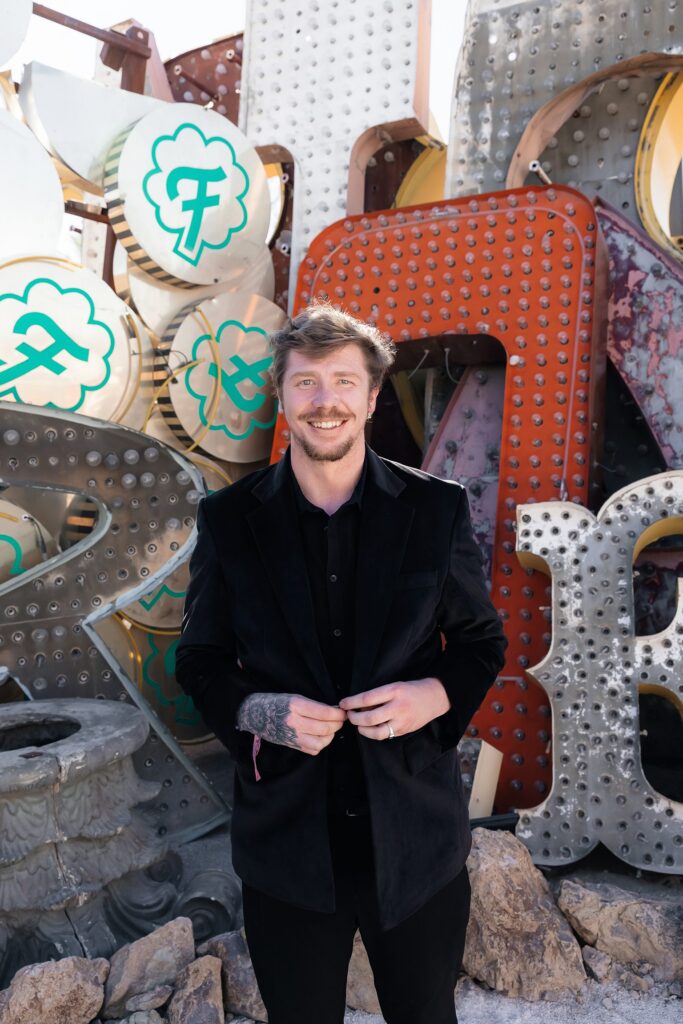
[175,302,507,1024]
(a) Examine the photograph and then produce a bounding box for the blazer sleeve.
[431,486,508,750]
[175,497,257,766]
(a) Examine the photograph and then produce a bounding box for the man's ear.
[368,386,380,417]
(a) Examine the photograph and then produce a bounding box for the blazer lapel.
[247,457,337,704]
[351,451,413,693]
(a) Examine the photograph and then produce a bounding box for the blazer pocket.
[402,725,445,774]
[251,738,306,780]
[396,570,439,589]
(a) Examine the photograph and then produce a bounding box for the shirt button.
[329,573,338,582]
[333,628,342,638]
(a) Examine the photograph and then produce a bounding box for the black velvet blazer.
[175,447,507,930]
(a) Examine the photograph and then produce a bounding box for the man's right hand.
[236,692,346,755]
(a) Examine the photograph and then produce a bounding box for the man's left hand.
[339,678,451,740]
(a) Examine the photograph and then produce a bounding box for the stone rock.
[463,828,586,1000]
[346,931,381,1014]
[102,917,195,1019]
[124,985,172,1012]
[618,970,653,993]
[197,929,267,1021]
[166,956,223,1024]
[558,880,683,980]
[581,945,614,983]
[103,1014,164,1024]
[0,956,109,1024]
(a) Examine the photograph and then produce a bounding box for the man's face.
[279,343,379,462]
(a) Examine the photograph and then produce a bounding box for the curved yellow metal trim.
[395,144,446,207]
[635,72,683,262]
[100,614,143,686]
[390,372,425,451]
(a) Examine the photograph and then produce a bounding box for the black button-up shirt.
[289,455,370,817]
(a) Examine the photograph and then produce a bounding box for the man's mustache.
[299,410,352,422]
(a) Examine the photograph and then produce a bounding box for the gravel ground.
[345,978,682,1023]
[228,973,681,1024]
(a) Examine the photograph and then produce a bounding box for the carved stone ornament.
[0,698,240,987]
[0,698,159,983]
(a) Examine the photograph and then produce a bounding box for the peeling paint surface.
[598,201,683,469]
[423,365,505,580]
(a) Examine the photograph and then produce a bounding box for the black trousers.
[242,811,471,1024]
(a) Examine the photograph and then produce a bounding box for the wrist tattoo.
[237,693,299,749]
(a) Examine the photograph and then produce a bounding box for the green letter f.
[166,165,227,257]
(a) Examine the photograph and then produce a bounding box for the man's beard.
[289,411,362,462]
[294,431,356,462]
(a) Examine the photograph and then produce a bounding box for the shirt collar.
[288,446,368,515]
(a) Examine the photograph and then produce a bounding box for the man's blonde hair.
[269,301,396,393]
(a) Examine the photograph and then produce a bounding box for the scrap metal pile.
[0,2,681,956]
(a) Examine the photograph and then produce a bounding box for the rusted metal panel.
[598,198,683,469]
[164,34,242,123]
